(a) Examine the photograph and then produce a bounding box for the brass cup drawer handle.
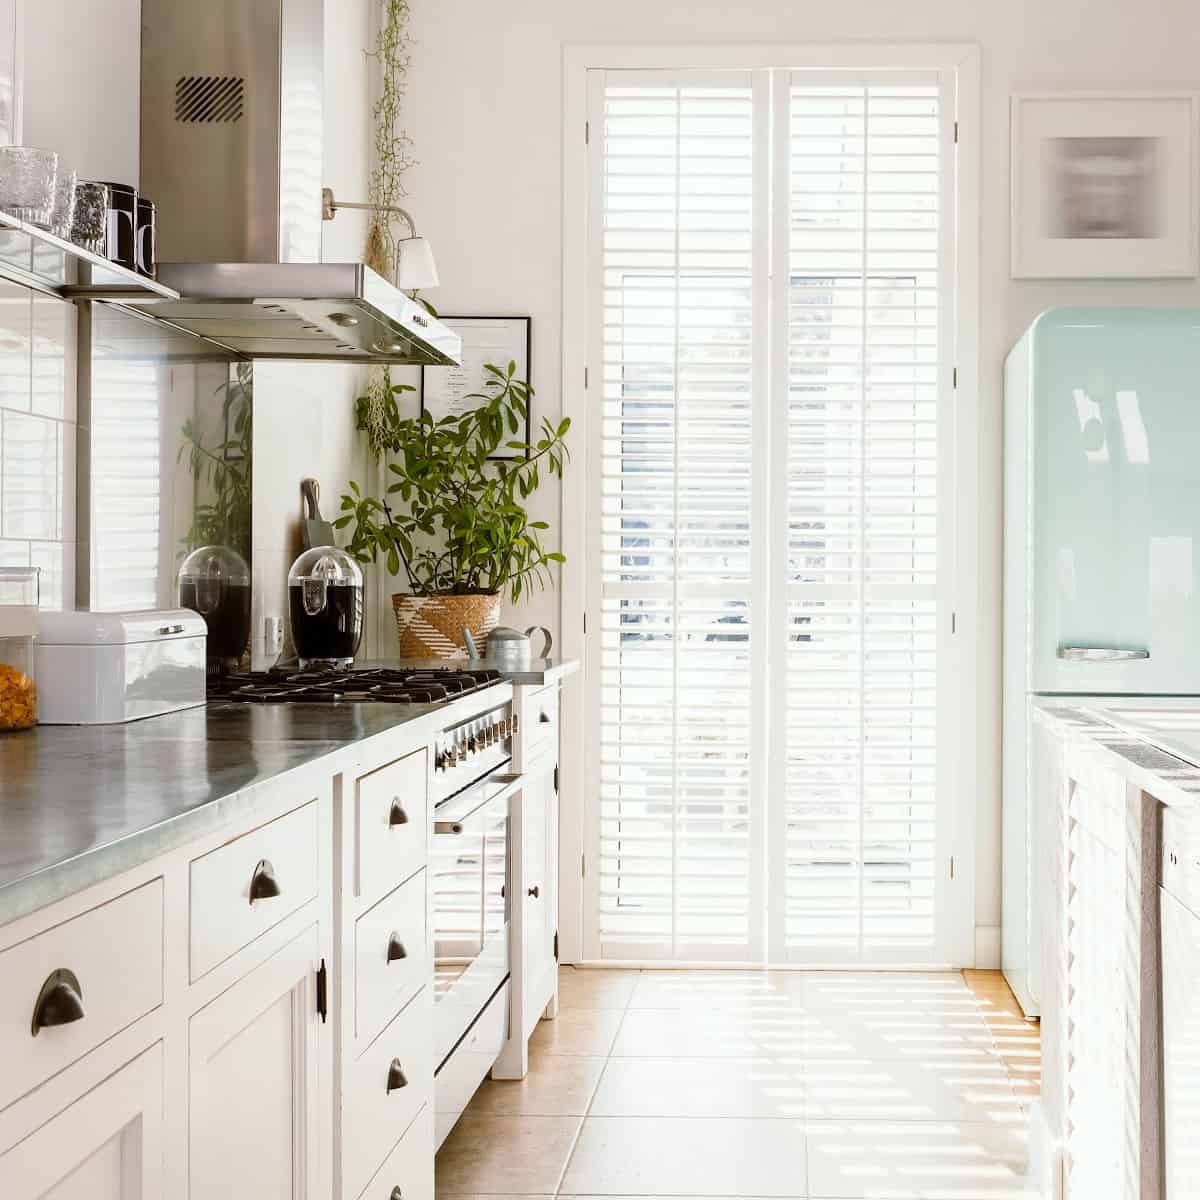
[389,798,409,827]
[387,933,408,963]
[249,858,281,903]
[31,968,85,1036]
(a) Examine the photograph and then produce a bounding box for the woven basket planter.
[391,592,501,661]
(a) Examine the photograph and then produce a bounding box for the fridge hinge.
[585,119,590,145]
[554,764,560,794]
[316,958,328,1023]
[581,854,587,879]
[554,930,560,961]
[953,120,959,143]
[950,855,955,880]
[583,611,588,635]
[951,611,957,634]
[584,365,589,389]
[952,366,958,388]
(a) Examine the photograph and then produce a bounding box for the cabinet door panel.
[522,766,557,1035]
[0,1042,163,1200]
[189,923,320,1200]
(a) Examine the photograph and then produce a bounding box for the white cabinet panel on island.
[188,921,326,1200]
[0,1043,163,1199]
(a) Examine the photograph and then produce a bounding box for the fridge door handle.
[1057,645,1150,662]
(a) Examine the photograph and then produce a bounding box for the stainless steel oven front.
[431,702,521,1069]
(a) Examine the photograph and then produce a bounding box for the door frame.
[559,41,981,968]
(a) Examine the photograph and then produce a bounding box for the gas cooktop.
[207,665,505,705]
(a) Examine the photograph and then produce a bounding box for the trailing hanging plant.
[337,363,570,604]
[362,1,418,461]
[365,0,416,277]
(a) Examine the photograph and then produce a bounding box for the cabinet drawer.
[355,869,428,1048]
[357,749,428,906]
[521,685,558,763]
[0,880,163,1111]
[344,987,433,1200]
[189,801,319,980]
[357,1103,434,1200]
[0,1042,163,1197]
[434,980,508,1148]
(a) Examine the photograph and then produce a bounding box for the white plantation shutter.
[778,76,946,961]
[586,65,956,964]
[595,77,760,959]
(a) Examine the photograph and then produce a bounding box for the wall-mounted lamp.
[321,187,440,292]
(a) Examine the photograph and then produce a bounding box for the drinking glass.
[69,181,109,255]
[50,167,76,240]
[0,147,58,227]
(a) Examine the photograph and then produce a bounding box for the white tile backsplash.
[0,281,30,410]
[2,409,59,539]
[32,295,74,420]
[0,279,76,608]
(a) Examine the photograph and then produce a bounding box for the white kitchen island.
[0,665,575,1200]
[1031,699,1200,1200]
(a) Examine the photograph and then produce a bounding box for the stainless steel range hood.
[124,263,460,364]
[137,0,460,366]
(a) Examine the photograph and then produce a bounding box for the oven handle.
[433,772,523,833]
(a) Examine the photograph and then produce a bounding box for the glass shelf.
[0,210,180,301]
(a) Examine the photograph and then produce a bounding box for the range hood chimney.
[132,0,460,366]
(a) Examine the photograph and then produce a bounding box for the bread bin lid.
[37,608,207,646]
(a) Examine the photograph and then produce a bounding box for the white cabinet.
[520,760,558,1036]
[188,922,326,1200]
[494,683,561,1080]
[1056,751,1160,1200]
[0,1042,163,1199]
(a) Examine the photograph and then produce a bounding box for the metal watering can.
[462,625,553,669]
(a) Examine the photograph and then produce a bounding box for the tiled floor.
[436,967,1041,1200]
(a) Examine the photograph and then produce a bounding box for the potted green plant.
[337,362,570,659]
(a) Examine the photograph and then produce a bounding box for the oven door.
[432,773,521,1067]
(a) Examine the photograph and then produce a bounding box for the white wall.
[399,0,1200,952]
[22,0,140,183]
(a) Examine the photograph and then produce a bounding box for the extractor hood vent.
[175,76,245,124]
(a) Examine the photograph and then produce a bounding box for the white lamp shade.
[394,237,440,290]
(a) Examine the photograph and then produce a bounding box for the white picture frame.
[1011,92,1199,279]
[421,315,532,460]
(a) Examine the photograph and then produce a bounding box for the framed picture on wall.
[1011,92,1199,278]
[421,316,532,460]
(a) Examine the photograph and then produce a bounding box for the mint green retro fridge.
[1003,308,1200,1016]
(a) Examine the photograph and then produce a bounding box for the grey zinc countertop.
[0,662,576,929]
[0,700,444,927]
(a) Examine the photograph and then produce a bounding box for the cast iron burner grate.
[207,665,505,705]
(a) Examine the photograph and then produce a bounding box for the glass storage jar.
[0,566,39,731]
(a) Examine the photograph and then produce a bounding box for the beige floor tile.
[529,1007,625,1056]
[435,1113,582,1194]
[590,1056,806,1119]
[557,967,640,1010]
[803,1058,1026,1124]
[611,1007,810,1059]
[805,1118,1030,1198]
[466,1054,607,1116]
[628,970,806,1011]
[561,1116,807,1196]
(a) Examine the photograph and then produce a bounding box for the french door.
[581,61,968,965]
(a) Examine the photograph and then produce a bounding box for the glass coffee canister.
[287,547,364,668]
[177,545,251,675]
[0,566,40,731]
